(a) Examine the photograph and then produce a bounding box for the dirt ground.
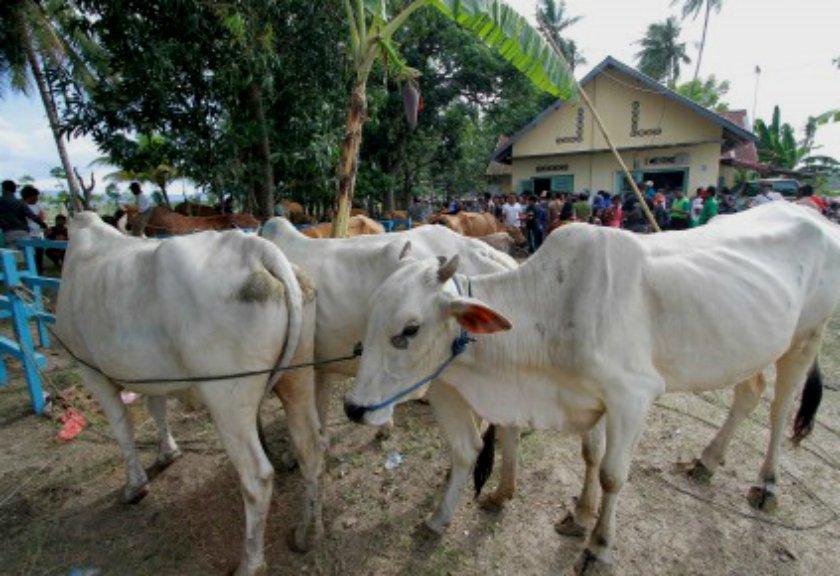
[1,310,839,576]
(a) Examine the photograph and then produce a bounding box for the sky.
[1,0,838,193]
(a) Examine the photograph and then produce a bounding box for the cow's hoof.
[478,491,508,512]
[279,449,299,472]
[555,512,587,538]
[423,517,447,536]
[156,448,182,469]
[286,525,312,554]
[574,548,612,575]
[747,486,779,513]
[686,459,714,484]
[122,482,149,505]
[231,561,267,576]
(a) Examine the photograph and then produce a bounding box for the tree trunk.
[248,82,274,219]
[331,80,367,237]
[693,0,712,81]
[159,181,172,209]
[23,27,82,213]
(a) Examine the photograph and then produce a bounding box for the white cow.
[260,218,523,523]
[56,213,323,576]
[345,202,840,570]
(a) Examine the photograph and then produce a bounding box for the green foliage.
[676,75,729,111]
[635,17,690,86]
[356,8,555,205]
[428,0,576,99]
[59,0,347,206]
[754,105,813,170]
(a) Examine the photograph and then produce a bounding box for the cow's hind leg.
[689,374,765,482]
[479,424,520,511]
[199,380,273,576]
[146,394,182,468]
[749,328,823,513]
[80,367,148,503]
[275,367,325,553]
[557,416,605,538]
[425,382,482,534]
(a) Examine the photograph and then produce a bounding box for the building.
[490,56,758,197]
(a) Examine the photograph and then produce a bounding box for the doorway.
[533,178,552,196]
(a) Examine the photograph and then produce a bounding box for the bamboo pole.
[539,28,661,233]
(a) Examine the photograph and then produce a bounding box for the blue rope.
[362,276,474,413]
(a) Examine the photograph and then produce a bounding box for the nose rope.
[357,275,474,414]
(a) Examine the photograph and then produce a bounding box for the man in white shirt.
[501,194,523,228]
[130,182,153,236]
[691,193,704,223]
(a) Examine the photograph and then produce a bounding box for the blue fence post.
[0,250,45,414]
[20,241,49,347]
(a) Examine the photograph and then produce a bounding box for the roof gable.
[493,56,757,162]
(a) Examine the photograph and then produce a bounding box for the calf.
[56,213,322,575]
[345,202,840,570]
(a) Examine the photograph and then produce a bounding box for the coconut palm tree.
[332,0,576,237]
[93,133,181,208]
[635,17,691,87]
[0,1,96,211]
[672,0,723,81]
[536,0,585,71]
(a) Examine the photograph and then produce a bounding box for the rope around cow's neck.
[12,286,362,386]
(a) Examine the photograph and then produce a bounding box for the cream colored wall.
[719,165,740,189]
[512,141,722,195]
[513,70,723,158]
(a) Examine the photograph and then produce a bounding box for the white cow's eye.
[391,325,419,349]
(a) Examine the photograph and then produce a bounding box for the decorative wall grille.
[556,108,585,143]
[630,101,662,137]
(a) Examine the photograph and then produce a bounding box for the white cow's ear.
[448,297,512,335]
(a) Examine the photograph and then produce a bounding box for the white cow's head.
[344,244,511,426]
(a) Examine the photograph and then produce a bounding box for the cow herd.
[53,202,840,575]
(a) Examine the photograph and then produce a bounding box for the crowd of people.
[472,179,834,253]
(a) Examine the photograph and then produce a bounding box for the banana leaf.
[429,0,576,99]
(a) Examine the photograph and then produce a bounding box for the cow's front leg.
[80,368,148,503]
[557,417,605,538]
[425,382,482,534]
[479,424,520,510]
[200,379,274,576]
[146,394,182,468]
[276,367,325,552]
[579,390,653,572]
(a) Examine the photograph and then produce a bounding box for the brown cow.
[123,206,259,236]
[174,201,219,217]
[430,211,502,237]
[301,215,384,238]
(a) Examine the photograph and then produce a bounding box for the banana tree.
[332,0,576,237]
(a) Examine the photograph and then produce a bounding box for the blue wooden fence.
[0,238,65,414]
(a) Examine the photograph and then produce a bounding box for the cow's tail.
[792,359,823,445]
[473,424,496,499]
[259,240,305,395]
